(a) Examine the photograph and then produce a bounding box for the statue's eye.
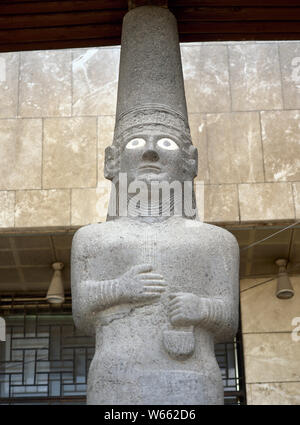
[157,138,179,150]
[126,138,146,149]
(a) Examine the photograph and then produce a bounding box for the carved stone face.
[118,126,197,185]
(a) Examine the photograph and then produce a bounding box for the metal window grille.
[215,332,246,405]
[0,305,246,405]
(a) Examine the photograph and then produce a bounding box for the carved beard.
[127,186,180,218]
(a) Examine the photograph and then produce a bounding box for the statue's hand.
[168,292,208,327]
[119,264,167,303]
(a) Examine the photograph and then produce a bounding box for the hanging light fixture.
[46,262,65,304]
[275,258,294,299]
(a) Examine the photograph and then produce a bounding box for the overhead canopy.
[1,0,300,52]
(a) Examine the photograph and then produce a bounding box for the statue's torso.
[75,218,234,404]
[83,217,230,290]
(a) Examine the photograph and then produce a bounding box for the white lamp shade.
[46,262,65,304]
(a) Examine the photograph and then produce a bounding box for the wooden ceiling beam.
[172,0,300,6]
[0,10,124,30]
[1,7,300,31]
[0,37,122,53]
[3,0,300,4]
[0,0,128,15]
[178,21,300,34]
[128,0,168,9]
[0,20,294,46]
[0,0,300,52]
[0,24,122,44]
[173,7,300,22]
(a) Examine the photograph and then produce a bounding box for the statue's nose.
[142,149,159,162]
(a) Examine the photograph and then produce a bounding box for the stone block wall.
[0,41,300,229]
[1,41,300,405]
[240,276,300,404]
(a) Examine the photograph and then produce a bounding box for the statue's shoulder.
[183,220,239,251]
[72,222,115,251]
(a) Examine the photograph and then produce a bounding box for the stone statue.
[71,5,239,405]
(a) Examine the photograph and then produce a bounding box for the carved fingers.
[168,292,206,326]
[137,265,167,299]
[121,263,167,302]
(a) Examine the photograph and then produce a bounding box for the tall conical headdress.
[105,5,198,220]
[113,5,192,145]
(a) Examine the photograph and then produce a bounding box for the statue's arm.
[73,264,165,312]
[71,229,166,334]
[169,231,240,342]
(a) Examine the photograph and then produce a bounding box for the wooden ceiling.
[1,0,300,53]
